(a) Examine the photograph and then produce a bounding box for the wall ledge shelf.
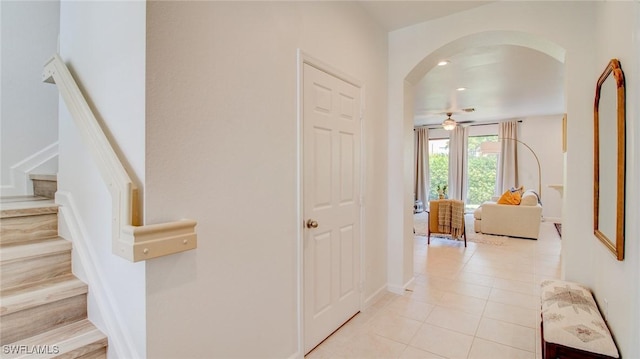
[548,184,564,197]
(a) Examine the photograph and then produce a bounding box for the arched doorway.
[387,30,566,293]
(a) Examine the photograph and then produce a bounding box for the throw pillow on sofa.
[497,187,523,205]
[520,190,539,206]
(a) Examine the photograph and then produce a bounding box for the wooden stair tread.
[1,276,87,316]
[0,193,107,356]
[2,319,107,359]
[1,197,58,219]
[0,273,75,296]
[0,237,71,262]
[29,174,57,182]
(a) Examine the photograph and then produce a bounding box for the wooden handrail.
[43,54,196,262]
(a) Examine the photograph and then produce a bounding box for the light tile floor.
[306,216,562,359]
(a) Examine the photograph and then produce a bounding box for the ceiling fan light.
[442,118,457,131]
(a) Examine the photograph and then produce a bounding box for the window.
[428,138,449,200]
[466,135,499,211]
[425,126,498,210]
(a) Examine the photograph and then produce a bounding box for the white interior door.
[303,63,361,354]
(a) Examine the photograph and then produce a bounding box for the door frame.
[296,49,366,355]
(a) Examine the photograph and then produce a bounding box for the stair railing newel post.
[43,54,197,262]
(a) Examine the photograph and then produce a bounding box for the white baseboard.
[544,216,562,223]
[386,284,404,295]
[0,142,58,196]
[286,350,303,359]
[404,276,416,291]
[56,191,141,359]
[364,284,389,309]
[387,276,415,295]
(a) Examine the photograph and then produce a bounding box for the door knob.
[306,219,319,229]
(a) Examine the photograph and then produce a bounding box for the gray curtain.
[414,128,429,206]
[496,121,519,194]
[448,126,468,201]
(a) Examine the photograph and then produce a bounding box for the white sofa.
[473,191,542,239]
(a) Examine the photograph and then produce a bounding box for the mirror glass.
[594,59,625,260]
[598,76,617,241]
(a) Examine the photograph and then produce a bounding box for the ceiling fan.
[442,113,457,130]
[441,108,475,130]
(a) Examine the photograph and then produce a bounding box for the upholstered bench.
[540,280,619,359]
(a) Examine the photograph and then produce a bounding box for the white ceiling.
[413,44,565,126]
[357,1,565,127]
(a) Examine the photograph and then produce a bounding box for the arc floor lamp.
[480,137,542,198]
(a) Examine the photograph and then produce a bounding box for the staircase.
[0,177,107,358]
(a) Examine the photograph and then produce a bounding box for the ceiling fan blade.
[419,107,475,115]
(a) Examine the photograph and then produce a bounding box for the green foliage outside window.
[428,153,449,200]
[428,135,498,208]
[467,135,498,207]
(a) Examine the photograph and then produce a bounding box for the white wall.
[564,2,640,357]
[389,1,596,296]
[145,2,388,358]
[58,2,146,358]
[0,1,59,194]
[520,115,564,221]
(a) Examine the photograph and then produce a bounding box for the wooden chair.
[427,199,467,247]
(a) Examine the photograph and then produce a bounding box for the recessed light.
[456,87,467,91]
[437,60,450,66]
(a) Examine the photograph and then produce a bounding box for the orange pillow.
[497,189,522,205]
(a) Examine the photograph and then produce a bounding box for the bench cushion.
[540,280,619,358]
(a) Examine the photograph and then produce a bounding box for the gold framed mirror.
[594,58,626,260]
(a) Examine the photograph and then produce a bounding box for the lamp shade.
[442,117,457,130]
